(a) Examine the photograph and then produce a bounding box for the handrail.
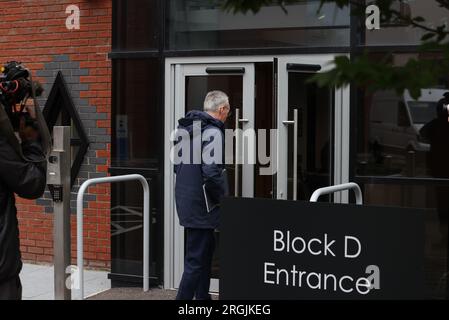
[76,174,150,300]
[310,182,363,205]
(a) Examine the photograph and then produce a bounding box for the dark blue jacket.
[174,111,227,229]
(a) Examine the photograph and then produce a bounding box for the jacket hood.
[178,110,224,134]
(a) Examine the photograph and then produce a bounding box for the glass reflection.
[363,1,449,46]
[287,72,333,201]
[357,89,449,178]
[356,53,449,298]
[168,0,349,49]
[112,59,162,168]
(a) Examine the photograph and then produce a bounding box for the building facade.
[111,0,449,298]
[1,0,448,298]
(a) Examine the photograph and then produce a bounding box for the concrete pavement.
[20,263,110,300]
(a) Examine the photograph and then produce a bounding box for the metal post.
[76,174,150,300]
[283,108,298,200]
[310,182,363,205]
[48,126,71,300]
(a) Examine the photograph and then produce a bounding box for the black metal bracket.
[43,71,90,188]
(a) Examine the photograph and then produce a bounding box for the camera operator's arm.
[0,136,47,200]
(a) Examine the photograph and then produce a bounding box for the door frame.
[169,62,256,293]
[163,55,350,290]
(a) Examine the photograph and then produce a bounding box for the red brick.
[28,233,45,241]
[36,255,53,263]
[22,253,37,261]
[36,240,53,249]
[28,247,44,254]
[21,239,36,247]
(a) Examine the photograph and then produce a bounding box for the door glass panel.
[287,72,334,200]
[185,75,243,197]
[254,63,275,198]
[184,74,243,281]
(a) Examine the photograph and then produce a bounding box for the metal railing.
[76,174,150,300]
[310,182,363,205]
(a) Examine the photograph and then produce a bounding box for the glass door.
[172,63,255,293]
[276,56,346,201]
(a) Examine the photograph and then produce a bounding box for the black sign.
[220,198,426,300]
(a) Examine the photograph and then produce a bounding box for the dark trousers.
[0,276,22,300]
[176,228,215,300]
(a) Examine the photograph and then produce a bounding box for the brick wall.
[0,1,112,269]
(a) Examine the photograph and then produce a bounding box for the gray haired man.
[174,91,230,300]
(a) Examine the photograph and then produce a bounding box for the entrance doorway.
[164,55,350,292]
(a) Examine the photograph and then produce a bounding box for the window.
[110,58,164,284]
[354,52,449,299]
[355,53,449,179]
[361,0,449,46]
[167,0,350,50]
[113,0,159,50]
[111,59,162,168]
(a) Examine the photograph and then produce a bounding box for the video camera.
[0,61,43,131]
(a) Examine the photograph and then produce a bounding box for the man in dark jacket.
[0,104,47,300]
[420,92,449,246]
[174,90,231,300]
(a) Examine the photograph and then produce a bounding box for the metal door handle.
[234,108,250,197]
[235,108,240,197]
[283,108,298,200]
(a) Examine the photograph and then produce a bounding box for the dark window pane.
[167,0,349,50]
[114,0,158,50]
[254,63,275,198]
[184,75,243,198]
[355,53,449,179]
[287,72,334,201]
[110,172,162,284]
[112,59,162,168]
[355,52,449,298]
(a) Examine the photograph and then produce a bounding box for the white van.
[369,88,446,156]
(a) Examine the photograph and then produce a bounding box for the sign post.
[47,126,71,300]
